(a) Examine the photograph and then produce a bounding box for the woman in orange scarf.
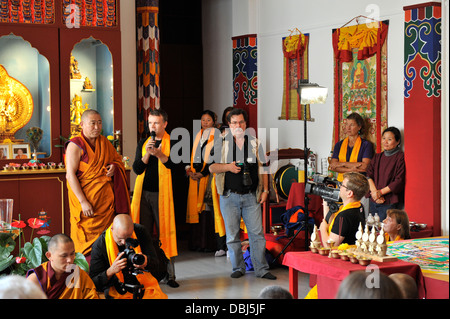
[329,113,373,182]
[185,110,220,252]
[383,209,411,242]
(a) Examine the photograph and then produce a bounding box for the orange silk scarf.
[104,225,167,299]
[337,136,361,182]
[186,129,215,223]
[130,132,177,258]
[328,201,362,235]
[66,134,130,256]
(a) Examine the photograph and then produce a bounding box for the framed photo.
[0,143,11,159]
[11,143,31,159]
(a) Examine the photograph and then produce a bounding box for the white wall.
[202,0,448,234]
[120,0,137,188]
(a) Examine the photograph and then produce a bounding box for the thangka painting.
[280,31,310,121]
[136,0,159,141]
[232,34,257,131]
[332,21,389,152]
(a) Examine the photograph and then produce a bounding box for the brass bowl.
[310,247,318,254]
[358,258,372,266]
[340,253,350,261]
[349,255,359,264]
[331,250,341,259]
[271,225,283,235]
[318,248,330,256]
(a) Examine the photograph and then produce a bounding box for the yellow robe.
[66,134,130,256]
[104,225,167,299]
[30,261,99,299]
[130,132,177,258]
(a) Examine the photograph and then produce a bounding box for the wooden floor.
[159,241,311,299]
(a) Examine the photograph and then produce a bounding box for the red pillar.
[403,2,442,236]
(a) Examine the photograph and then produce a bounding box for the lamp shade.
[298,81,328,104]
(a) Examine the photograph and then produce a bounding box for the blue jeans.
[219,190,269,277]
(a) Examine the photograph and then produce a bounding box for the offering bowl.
[318,248,330,256]
[358,257,372,266]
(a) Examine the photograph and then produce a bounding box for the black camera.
[121,238,145,269]
[305,175,342,213]
[236,162,252,186]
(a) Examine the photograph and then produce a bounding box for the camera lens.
[131,253,145,266]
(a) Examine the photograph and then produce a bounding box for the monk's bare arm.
[65,142,94,217]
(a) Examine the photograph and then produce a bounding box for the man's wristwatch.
[263,189,270,194]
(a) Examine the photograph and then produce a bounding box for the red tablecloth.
[283,251,426,299]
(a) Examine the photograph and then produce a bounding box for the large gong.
[273,164,300,200]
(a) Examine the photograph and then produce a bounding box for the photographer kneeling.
[319,172,369,247]
[89,214,167,299]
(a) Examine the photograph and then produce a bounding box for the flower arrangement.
[0,214,88,276]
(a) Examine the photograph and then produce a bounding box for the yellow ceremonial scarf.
[211,175,226,237]
[104,225,167,299]
[186,129,215,224]
[337,136,362,182]
[385,232,402,243]
[130,132,177,258]
[328,201,362,235]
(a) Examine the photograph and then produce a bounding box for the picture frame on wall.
[11,143,31,159]
[0,143,11,159]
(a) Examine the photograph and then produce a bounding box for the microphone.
[150,131,156,141]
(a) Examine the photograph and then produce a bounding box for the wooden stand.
[347,248,398,262]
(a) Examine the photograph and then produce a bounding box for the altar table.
[283,251,426,299]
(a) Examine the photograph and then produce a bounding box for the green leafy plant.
[0,215,88,277]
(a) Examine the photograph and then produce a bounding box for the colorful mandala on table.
[387,237,449,274]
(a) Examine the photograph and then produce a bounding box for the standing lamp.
[298,79,328,250]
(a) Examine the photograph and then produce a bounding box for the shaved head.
[111,214,134,246]
[48,233,73,253]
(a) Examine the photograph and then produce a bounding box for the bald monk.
[89,214,167,299]
[26,234,99,299]
[65,109,130,256]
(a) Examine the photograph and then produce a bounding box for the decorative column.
[136,0,159,141]
[403,2,441,235]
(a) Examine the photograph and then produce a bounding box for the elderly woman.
[366,127,405,221]
[330,113,373,182]
[383,209,411,242]
[330,113,373,216]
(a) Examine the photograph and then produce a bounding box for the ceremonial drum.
[273,164,301,199]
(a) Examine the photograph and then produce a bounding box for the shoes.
[261,272,277,280]
[215,249,226,257]
[166,279,180,288]
[230,271,244,279]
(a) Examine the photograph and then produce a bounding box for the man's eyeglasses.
[339,182,350,191]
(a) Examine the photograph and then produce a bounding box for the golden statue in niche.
[0,64,34,141]
[83,77,95,90]
[70,54,82,79]
[70,94,89,137]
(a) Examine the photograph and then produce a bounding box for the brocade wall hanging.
[136,0,159,141]
[332,19,389,152]
[0,0,54,24]
[232,34,257,131]
[280,30,310,121]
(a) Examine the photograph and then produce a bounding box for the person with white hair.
[0,275,47,299]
